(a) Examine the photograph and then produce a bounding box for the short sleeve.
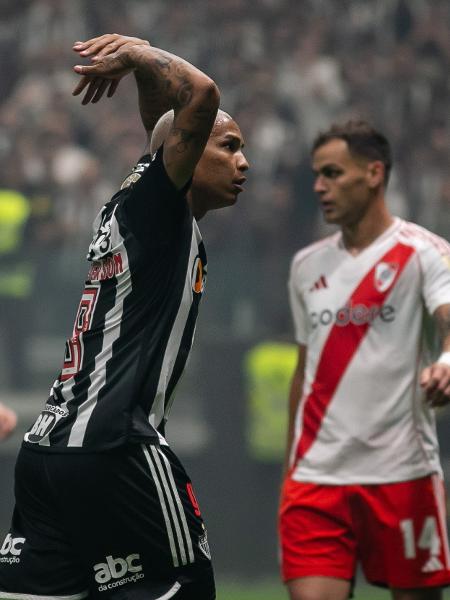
[288,258,308,344]
[120,146,190,246]
[419,239,450,315]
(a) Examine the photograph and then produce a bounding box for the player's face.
[192,119,249,211]
[312,139,378,226]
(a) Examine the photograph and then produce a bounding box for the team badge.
[374,262,398,293]
[120,172,142,190]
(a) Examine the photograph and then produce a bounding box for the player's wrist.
[436,351,450,367]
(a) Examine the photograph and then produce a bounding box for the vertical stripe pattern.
[142,445,195,568]
[68,256,131,447]
[150,228,199,430]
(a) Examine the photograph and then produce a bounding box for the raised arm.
[73,34,220,189]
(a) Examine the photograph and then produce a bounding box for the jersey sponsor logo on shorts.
[94,553,144,591]
[374,261,398,292]
[0,534,25,564]
[310,303,395,328]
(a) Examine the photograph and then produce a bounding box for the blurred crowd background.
[1,0,450,583]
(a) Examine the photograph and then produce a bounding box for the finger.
[72,75,91,96]
[82,78,102,105]
[107,79,120,97]
[91,78,110,103]
[419,366,431,387]
[73,34,116,50]
[77,34,122,57]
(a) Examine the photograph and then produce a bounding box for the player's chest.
[300,243,419,325]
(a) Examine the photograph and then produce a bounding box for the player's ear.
[367,160,384,189]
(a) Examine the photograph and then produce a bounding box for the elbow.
[195,77,220,113]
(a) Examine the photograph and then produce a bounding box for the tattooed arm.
[72,34,220,189]
[420,304,450,407]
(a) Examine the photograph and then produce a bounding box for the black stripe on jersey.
[130,216,194,422]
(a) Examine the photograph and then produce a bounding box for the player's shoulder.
[396,219,450,257]
[291,232,341,272]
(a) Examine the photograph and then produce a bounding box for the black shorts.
[0,444,215,599]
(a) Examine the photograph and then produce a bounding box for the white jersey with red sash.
[288,217,450,484]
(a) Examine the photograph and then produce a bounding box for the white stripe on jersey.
[150,223,201,432]
[68,251,131,447]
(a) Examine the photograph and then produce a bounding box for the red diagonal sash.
[295,242,415,462]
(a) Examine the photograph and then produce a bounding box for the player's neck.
[187,192,207,221]
[341,202,394,255]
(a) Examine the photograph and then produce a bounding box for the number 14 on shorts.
[400,517,441,560]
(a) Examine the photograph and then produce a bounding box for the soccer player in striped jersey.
[0,34,248,600]
[279,121,450,600]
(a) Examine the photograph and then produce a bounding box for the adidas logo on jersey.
[94,553,144,588]
[422,556,443,572]
[309,275,328,292]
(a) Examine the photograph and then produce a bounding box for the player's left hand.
[72,34,150,105]
[420,361,450,407]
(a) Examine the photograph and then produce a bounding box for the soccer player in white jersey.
[0,34,248,600]
[279,120,450,600]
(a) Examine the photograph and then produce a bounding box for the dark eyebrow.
[312,163,342,174]
[222,133,244,148]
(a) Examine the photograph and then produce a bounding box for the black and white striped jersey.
[24,147,207,451]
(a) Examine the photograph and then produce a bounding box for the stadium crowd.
[1,0,449,388]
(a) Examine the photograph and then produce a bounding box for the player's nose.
[314,175,327,194]
[237,150,249,172]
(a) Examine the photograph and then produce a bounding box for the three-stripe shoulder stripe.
[141,445,195,568]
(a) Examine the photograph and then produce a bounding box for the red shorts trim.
[279,475,450,589]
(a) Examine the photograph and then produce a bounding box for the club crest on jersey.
[192,256,206,294]
[374,262,398,293]
[120,160,151,190]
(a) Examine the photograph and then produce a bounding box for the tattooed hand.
[72,34,150,104]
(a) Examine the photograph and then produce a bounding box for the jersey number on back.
[61,285,99,381]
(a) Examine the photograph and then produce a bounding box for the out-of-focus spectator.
[0,174,35,390]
